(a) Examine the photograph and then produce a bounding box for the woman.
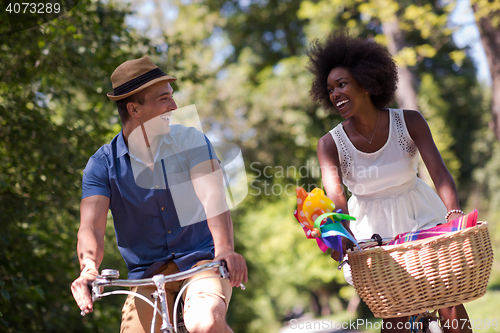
[308,30,471,333]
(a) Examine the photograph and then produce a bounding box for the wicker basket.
[348,221,494,318]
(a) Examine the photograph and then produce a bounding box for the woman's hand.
[330,237,354,262]
[446,211,465,222]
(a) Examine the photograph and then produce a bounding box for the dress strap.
[393,109,417,157]
[330,125,352,178]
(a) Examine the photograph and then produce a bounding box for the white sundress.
[330,109,447,284]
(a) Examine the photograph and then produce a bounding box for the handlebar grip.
[217,260,246,290]
[217,261,230,280]
[87,281,93,293]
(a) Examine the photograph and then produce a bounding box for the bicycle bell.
[100,269,120,279]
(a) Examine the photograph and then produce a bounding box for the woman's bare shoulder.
[402,109,429,140]
[317,131,338,153]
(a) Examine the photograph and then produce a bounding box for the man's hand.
[74,195,108,314]
[71,270,98,314]
[214,250,248,288]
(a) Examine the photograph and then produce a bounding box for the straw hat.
[107,56,176,101]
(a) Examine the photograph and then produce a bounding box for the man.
[71,56,247,333]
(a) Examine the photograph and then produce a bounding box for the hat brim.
[107,75,177,101]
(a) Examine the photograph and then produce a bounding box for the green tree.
[0,0,178,331]
[174,0,489,330]
[299,0,484,198]
[1,0,493,331]
[470,0,500,142]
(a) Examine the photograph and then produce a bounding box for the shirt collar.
[127,134,176,165]
[163,128,174,145]
[117,128,175,159]
[116,131,129,158]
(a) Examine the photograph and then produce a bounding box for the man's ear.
[127,101,139,118]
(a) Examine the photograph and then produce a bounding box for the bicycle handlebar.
[93,261,229,289]
[82,260,244,317]
[337,235,392,270]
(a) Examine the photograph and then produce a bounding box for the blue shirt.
[82,125,217,279]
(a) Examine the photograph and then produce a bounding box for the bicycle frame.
[84,261,242,333]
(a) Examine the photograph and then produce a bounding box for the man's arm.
[70,195,109,314]
[190,160,248,287]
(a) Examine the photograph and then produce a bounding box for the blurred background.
[1,0,499,332]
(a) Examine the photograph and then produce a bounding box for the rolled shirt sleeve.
[82,151,111,200]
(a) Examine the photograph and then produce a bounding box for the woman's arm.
[317,133,354,260]
[317,133,349,215]
[404,110,464,221]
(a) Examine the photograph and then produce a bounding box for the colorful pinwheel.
[294,187,360,257]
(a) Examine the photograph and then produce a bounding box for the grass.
[316,289,500,333]
[321,310,382,333]
[356,289,500,333]
[463,290,500,333]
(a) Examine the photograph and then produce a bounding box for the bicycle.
[81,260,245,333]
[340,234,444,333]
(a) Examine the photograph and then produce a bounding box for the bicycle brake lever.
[217,264,230,279]
[218,260,246,290]
[338,259,349,270]
[218,261,246,290]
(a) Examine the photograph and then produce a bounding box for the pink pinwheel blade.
[316,238,328,252]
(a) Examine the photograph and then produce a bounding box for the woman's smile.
[327,67,369,119]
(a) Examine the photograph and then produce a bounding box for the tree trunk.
[473,2,500,142]
[382,19,419,110]
[309,289,332,316]
[382,18,433,185]
[346,294,361,315]
[318,290,332,316]
[309,291,321,316]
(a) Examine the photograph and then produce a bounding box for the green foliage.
[203,0,307,71]
[227,198,350,332]
[2,0,498,331]
[1,103,83,332]
[0,0,155,331]
[471,0,500,27]
[298,0,484,199]
[189,0,494,330]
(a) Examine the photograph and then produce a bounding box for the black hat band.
[113,68,167,96]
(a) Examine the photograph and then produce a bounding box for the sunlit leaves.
[403,4,451,39]
[358,0,399,21]
[0,0,148,331]
[449,50,467,67]
[394,46,418,67]
[471,0,500,27]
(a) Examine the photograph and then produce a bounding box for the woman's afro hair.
[307,30,398,112]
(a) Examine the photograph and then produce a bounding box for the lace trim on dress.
[394,111,417,157]
[333,127,352,177]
